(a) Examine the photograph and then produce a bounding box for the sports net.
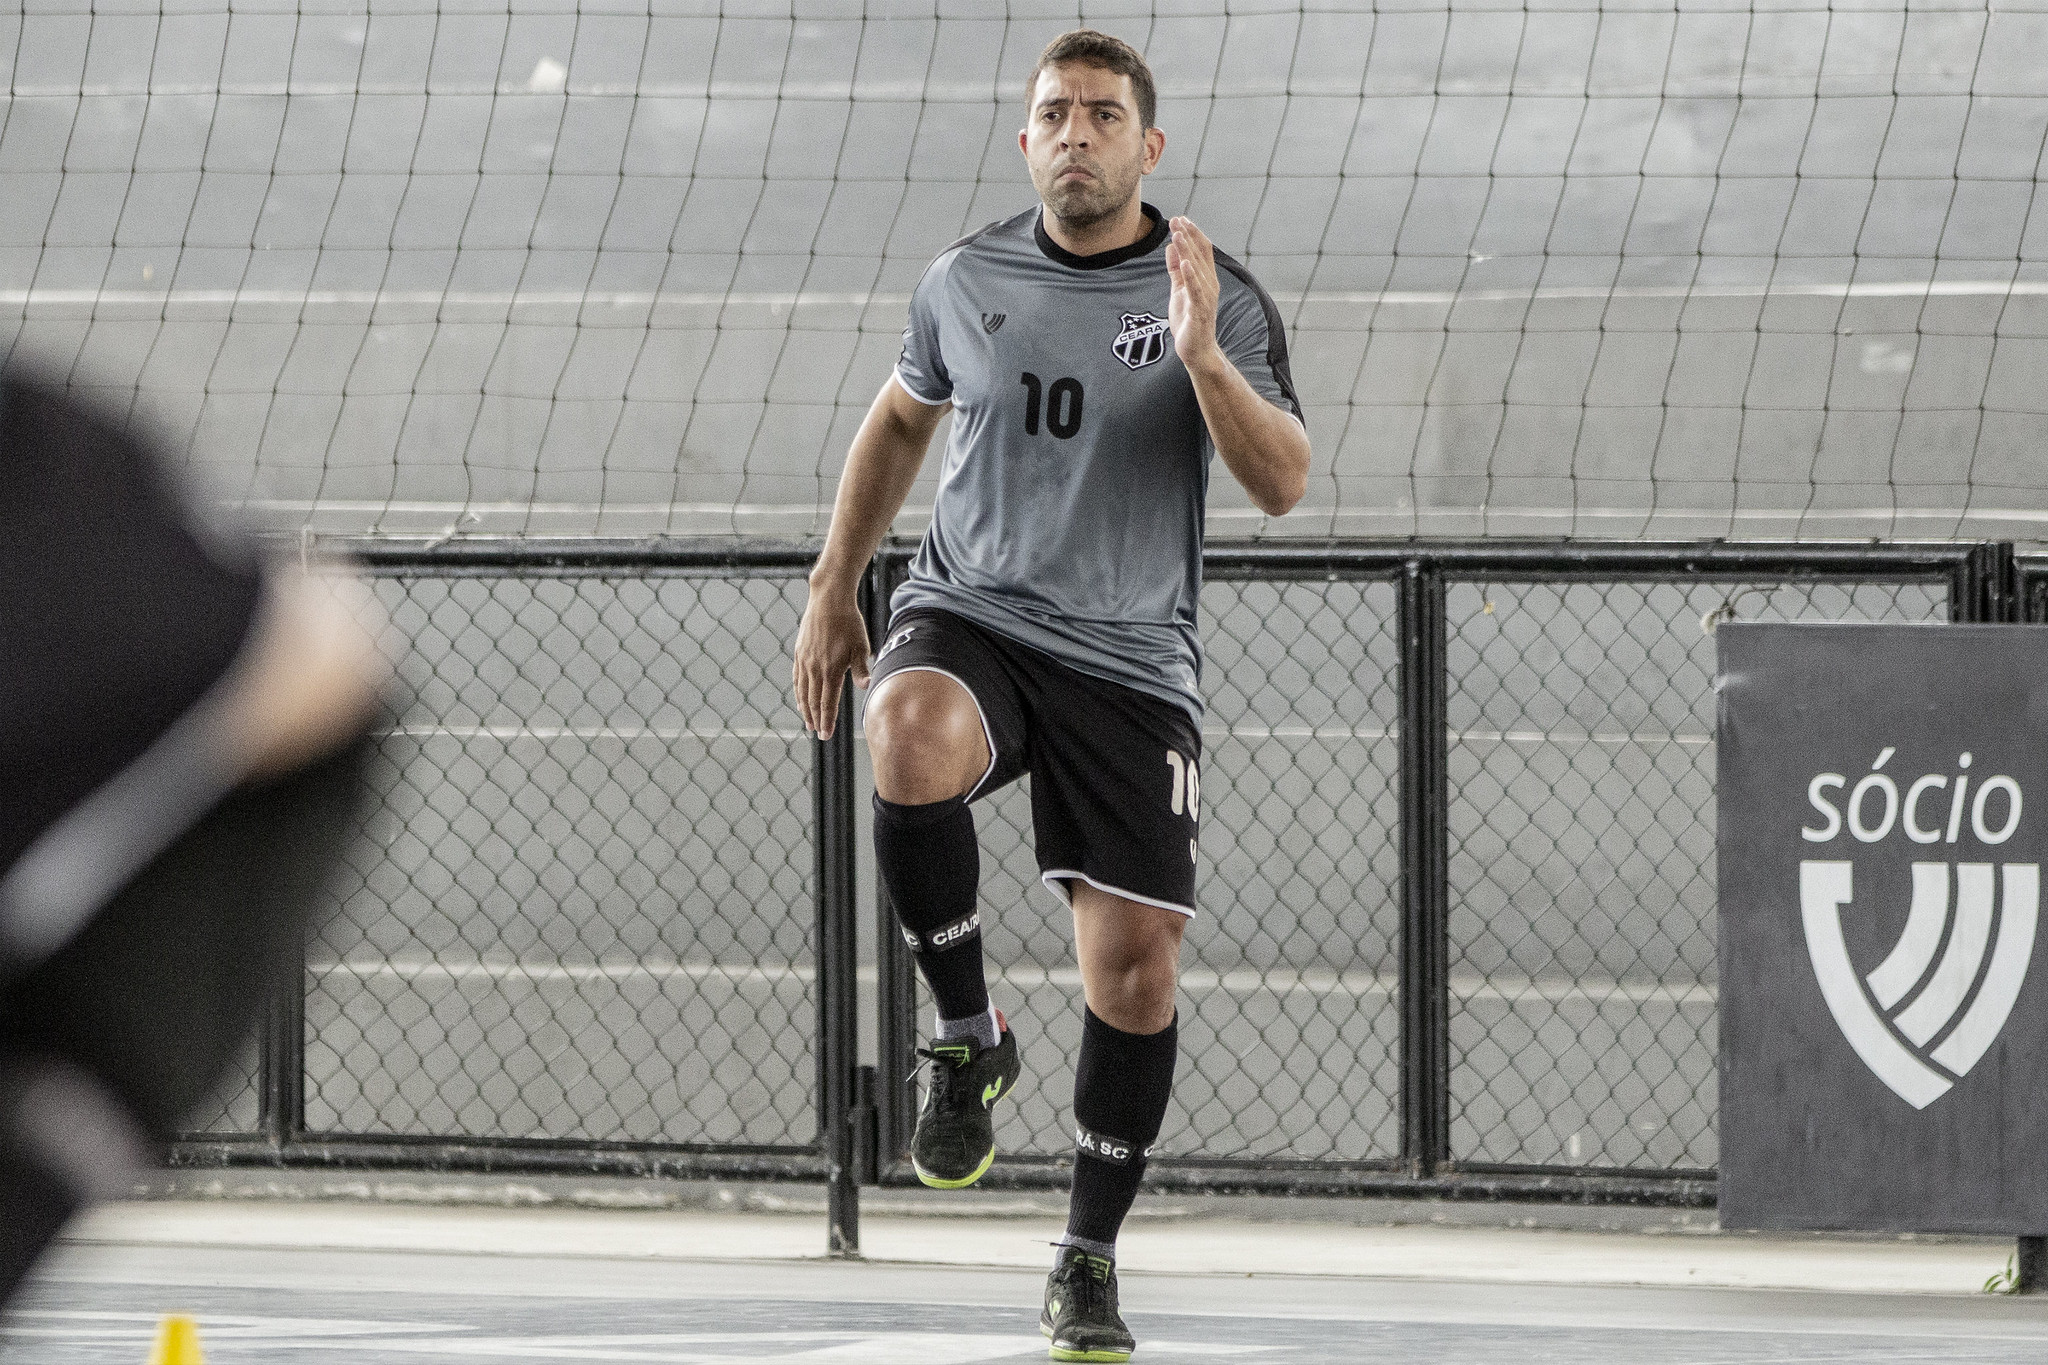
[5,0,2046,541]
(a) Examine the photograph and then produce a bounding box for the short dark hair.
[1028,30,1157,130]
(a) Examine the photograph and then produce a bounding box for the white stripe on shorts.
[1040,869,1196,920]
[866,664,999,802]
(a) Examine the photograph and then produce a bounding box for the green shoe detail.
[910,1143,996,1190]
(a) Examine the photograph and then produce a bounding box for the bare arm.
[1166,217,1310,517]
[220,566,390,780]
[793,376,950,737]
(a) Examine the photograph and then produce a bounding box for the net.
[4,0,2046,542]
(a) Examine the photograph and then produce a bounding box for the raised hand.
[1165,215,1221,369]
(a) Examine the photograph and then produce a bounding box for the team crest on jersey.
[1112,312,1171,370]
[982,312,1005,334]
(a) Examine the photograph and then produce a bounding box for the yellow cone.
[146,1315,206,1365]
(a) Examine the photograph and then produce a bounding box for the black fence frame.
[171,536,2019,1253]
[172,540,864,1247]
[870,540,2001,1209]
[2017,553,2048,624]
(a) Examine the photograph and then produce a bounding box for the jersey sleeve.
[894,251,956,406]
[1214,258,1305,427]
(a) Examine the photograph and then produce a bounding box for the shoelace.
[914,1044,971,1108]
[1057,1254,1115,1320]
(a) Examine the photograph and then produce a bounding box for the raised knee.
[866,677,985,804]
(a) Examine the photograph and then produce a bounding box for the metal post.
[2019,1237,2048,1293]
[816,680,861,1255]
[1989,542,2019,623]
[854,1064,879,1185]
[1397,560,1450,1175]
[1959,542,2018,623]
[259,962,305,1148]
[874,881,918,1171]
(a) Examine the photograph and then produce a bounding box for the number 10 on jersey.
[1020,372,1084,439]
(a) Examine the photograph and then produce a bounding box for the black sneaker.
[909,1014,1019,1188]
[1041,1244,1135,1362]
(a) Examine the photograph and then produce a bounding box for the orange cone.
[145,1315,206,1365]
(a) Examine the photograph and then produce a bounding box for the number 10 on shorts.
[1167,750,1200,864]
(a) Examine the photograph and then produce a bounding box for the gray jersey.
[891,203,1301,723]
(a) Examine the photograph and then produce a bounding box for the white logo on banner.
[1798,748,2038,1108]
[1801,861,2038,1108]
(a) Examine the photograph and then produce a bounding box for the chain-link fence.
[176,539,2005,1219]
[179,544,844,1178]
[928,573,1408,1174]
[1444,579,1949,1176]
[874,543,1993,1195]
[311,569,814,1146]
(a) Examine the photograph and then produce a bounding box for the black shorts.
[867,607,1203,917]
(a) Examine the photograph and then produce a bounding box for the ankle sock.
[1054,1232,1117,1266]
[1064,1007,1178,1252]
[873,793,989,1025]
[937,1003,1001,1051]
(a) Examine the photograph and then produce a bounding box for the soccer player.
[792,28,1308,1361]
[0,367,389,1305]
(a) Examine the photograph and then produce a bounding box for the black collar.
[1034,203,1168,270]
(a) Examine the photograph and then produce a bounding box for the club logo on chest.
[1112,312,1171,370]
[982,313,1006,334]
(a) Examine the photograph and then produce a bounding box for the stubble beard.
[1037,161,1142,234]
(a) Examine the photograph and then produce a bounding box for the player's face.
[1021,63,1164,230]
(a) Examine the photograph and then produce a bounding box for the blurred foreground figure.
[0,369,389,1305]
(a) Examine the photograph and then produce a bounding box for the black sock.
[1064,1008,1177,1253]
[873,793,990,1028]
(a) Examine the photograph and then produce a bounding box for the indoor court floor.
[10,1201,2048,1364]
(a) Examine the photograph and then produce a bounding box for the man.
[793,29,1307,1362]
[0,367,389,1304]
